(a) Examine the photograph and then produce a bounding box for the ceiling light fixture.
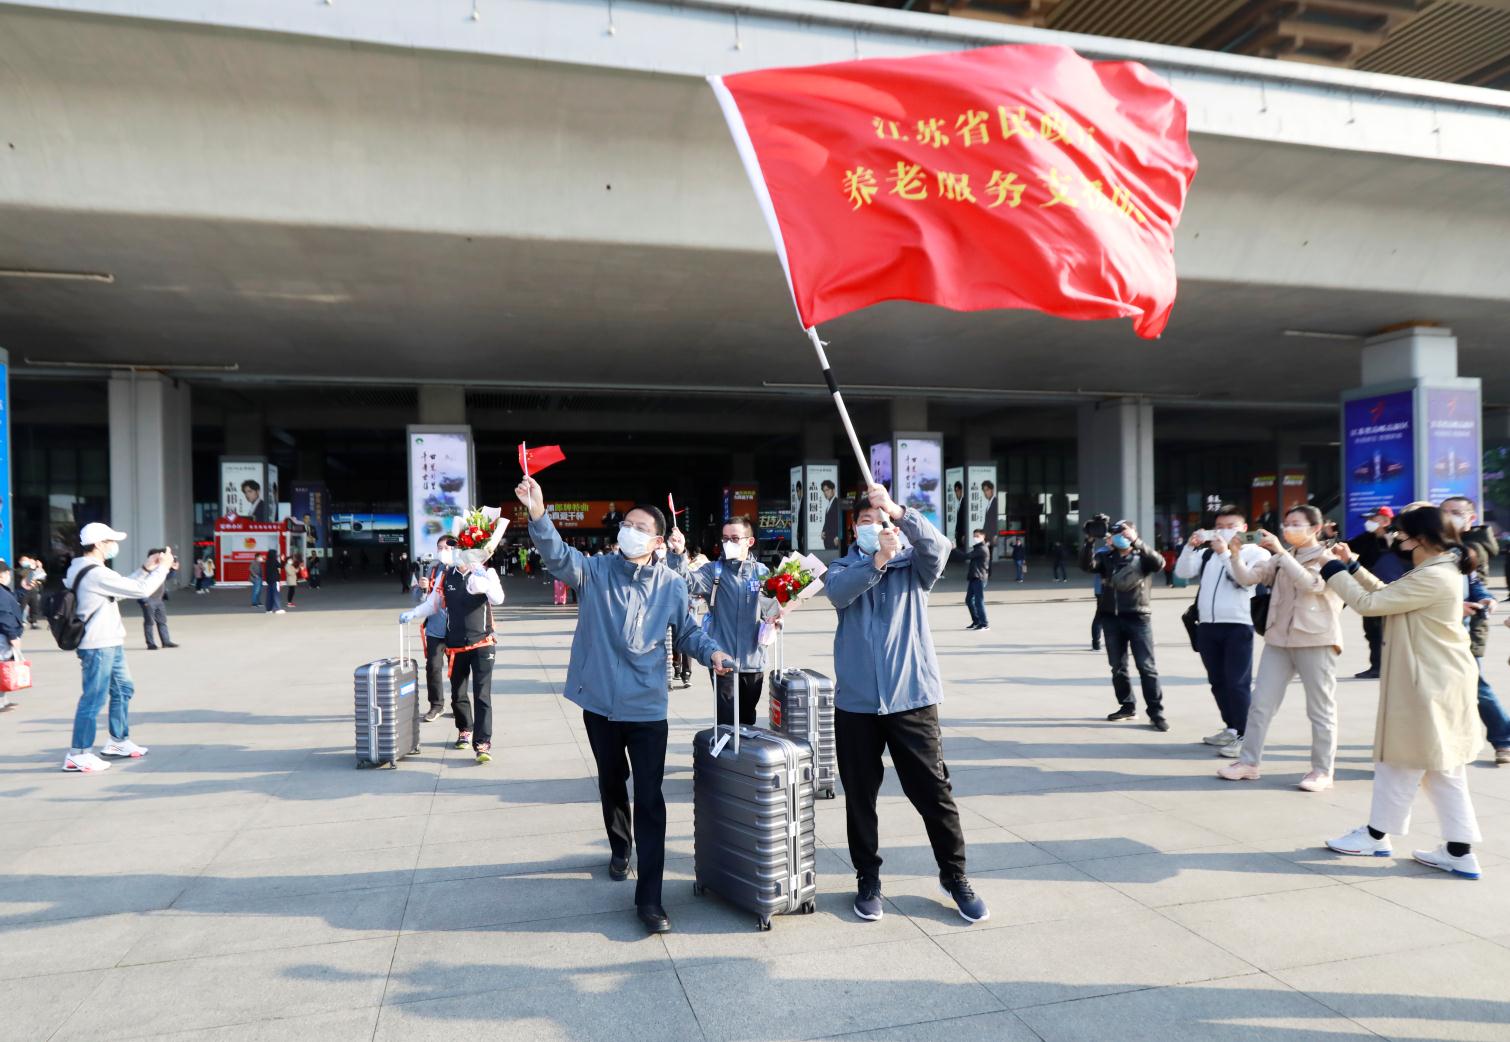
[1282,329,1363,341]
[0,268,115,283]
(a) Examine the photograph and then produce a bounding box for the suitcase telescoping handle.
[712,646,740,758]
[397,621,411,665]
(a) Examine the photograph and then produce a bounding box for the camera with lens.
[1083,513,1111,540]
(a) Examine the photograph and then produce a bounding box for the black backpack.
[45,564,108,651]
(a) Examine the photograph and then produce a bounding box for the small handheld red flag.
[519,443,566,475]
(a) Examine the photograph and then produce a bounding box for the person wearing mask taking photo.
[667,516,769,726]
[1080,520,1168,731]
[1322,504,1488,878]
[1218,505,1345,791]
[61,523,175,773]
[827,483,989,925]
[1346,506,1401,679]
[1175,505,1270,756]
[518,475,733,935]
[1440,496,1510,766]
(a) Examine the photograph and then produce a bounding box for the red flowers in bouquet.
[762,559,817,605]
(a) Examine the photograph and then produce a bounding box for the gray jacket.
[824,508,951,715]
[529,515,723,722]
[669,554,770,674]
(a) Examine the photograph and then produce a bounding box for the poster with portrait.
[220,459,271,522]
[407,426,473,563]
[945,466,965,548]
[804,462,839,552]
[789,466,804,550]
[967,463,998,549]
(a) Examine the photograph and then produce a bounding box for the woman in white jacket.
[63,522,176,774]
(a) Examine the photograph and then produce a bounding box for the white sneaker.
[100,739,148,758]
[1326,825,1392,858]
[63,751,112,773]
[1298,770,1333,792]
[1217,740,1243,758]
[275,609,286,615]
[1203,728,1238,746]
[1413,845,1482,880]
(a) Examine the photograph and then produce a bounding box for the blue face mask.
[855,523,883,554]
[1111,534,1132,550]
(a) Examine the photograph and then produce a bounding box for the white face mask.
[618,525,655,559]
[102,543,120,561]
[438,547,455,567]
[971,536,984,546]
[1364,520,1380,533]
[722,540,746,561]
[1212,526,1241,539]
[856,523,884,554]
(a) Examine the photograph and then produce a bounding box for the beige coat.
[1325,553,1483,771]
[1229,544,1345,651]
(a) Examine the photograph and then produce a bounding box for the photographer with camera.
[1081,519,1169,731]
[1082,514,1112,651]
[1175,506,1270,755]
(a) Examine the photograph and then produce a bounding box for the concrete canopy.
[1,4,1508,408]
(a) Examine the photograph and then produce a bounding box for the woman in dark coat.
[264,548,284,614]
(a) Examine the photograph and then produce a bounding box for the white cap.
[79,522,127,545]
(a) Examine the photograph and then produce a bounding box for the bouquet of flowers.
[758,553,827,645]
[451,506,509,567]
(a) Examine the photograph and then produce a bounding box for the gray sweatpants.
[1238,643,1339,774]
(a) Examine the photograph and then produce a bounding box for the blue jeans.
[72,645,134,750]
[1014,561,1026,581]
[1477,657,1510,750]
[265,583,281,612]
[250,575,263,605]
[965,578,988,628]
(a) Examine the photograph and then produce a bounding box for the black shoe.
[966,624,979,630]
[163,642,180,648]
[637,904,671,934]
[1150,716,1171,732]
[145,645,159,651]
[1091,644,1102,652]
[609,854,630,881]
[423,708,442,723]
[1107,706,1136,721]
[1354,669,1380,680]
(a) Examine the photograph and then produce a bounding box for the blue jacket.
[0,586,22,643]
[824,508,951,715]
[529,515,723,722]
[669,555,770,674]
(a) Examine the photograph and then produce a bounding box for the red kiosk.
[214,516,308,585]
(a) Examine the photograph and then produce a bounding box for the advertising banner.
[894,433,943,532]
[804,462,840,552]
[213,517,285,583]
[789,467,804,548]
[1343,390,1415,538]
[759,507,793,544]
[267,463,282,518]
[507,500,633,530]
[1250,474,1277,529]
[945,466,965,548]
[407,427,473,562]
[291,482,331,548]
[0,351,11,565]
[730,485,758,525]
[1424,385,1481,506]
[966,463,998,545]
[220,459,271,521]
[1280,467,1309,514]
[869,442,893,493]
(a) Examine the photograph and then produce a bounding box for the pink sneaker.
[1298,770,1333,792]
[1217,762,1261,781]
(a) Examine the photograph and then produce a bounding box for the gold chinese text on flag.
[710,45,1199,338]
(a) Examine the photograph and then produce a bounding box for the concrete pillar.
[802,420,833,459]
[889,398,928,431]
[418,385,466,425]
[224,412,264,455]
[965,431,993,462]
[731,452,756,482]
[109,372,193,576]
[1076,397,1154,539]
[297,444,325,481]
[1361,326,1456,384]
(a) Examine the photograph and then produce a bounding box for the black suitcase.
[354,626,421,769]
[692,705,818,931]
[767,631,838,799]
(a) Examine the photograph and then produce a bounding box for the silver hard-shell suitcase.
[767,630,838,799]
[354,626,421,769]
[692,685,819,930]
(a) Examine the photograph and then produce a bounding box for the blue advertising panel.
[0,354,10,564]
[1343,389,1415,538]
[1424,385,1481,507]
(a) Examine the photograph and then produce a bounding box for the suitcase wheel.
[757,916,772,932]
[801,900,817,915]
[355,759,373,770]
[692,882,706,897]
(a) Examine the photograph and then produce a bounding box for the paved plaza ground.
[3,570,1510,1041]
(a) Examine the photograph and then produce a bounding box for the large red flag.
[710,45,1197,338]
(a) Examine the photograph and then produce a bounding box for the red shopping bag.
[0,658,32,692]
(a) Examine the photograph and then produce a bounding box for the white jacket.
[64,556,171,650]
[1176,543,1271,625]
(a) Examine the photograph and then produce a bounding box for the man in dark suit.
[952,481,967,550]
[981,480,999,570]
[821,480,841,550]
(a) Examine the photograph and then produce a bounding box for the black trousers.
[835,704,967,880]
[1196,622,1253,734]
[1362,615,1383,673]
[1090,609,1103,649]
[716,671,765,727]
[582,710,668,906]
[450,645,495,748]
[1100,613,1164,716]
[139,601,170,648]
[422,632,447,710]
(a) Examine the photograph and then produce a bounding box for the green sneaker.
[454,730,472,750]
[475,750,492,765]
